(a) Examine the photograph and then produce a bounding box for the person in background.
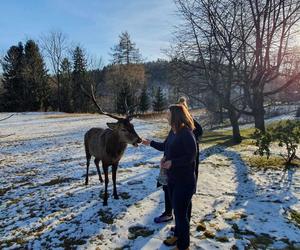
[142,128,175,223]
[177,97,203,184]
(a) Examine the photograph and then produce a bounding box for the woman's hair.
[178,96,188,109]
[169,104,195,132]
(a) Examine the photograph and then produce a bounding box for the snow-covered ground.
[0,113,299,250]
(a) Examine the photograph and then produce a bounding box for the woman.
[143,97,202,226]
[162,104,196,250]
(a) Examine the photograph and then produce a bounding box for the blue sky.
[0,0,179,65]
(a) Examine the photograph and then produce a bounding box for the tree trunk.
[253,92,265,132]
[228,108,242,143]
[57,74,61,112]
[219,104,224,124]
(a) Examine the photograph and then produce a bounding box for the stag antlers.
[80,84,138,120]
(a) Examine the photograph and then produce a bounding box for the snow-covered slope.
[0,113,299,250]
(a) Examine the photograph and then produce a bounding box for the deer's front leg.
[112,163,119,199]
[102,164,109,206]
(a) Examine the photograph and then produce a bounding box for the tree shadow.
[197,142,300,248]
[0,153,164,249]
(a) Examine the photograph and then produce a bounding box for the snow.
[0,112,299,249]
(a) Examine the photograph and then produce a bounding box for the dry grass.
[43,113,96,119]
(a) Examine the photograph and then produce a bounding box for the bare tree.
[40,31,69,111]
[171,0,249,142]
[238,0,300,131]
[172,0,300,140]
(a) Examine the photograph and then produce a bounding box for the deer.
[82,85,142,206]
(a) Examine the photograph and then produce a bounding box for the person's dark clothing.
[168,127,196,250]
[150,130,175,161]
[163,185,172,215]
[167,127,197,187]
[163,184,192,220]
[169,182,194,250]
[193,118,202,184]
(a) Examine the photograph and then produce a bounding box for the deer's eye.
[121,129,127,132]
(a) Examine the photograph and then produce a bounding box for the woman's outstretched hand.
[142,139,151,146]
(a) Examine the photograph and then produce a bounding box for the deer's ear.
[107,122,118,130]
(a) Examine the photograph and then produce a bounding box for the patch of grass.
[196,222,206,231]
[60,237,86,249]
[201,127,256,147]
[41,177,73,186]
[0,237,28,247]
[128,225,154,240]
[6,198,22,206]
[287,209,300,228]
[0,186,11,196]
[245,155,300,169]
[232,223,256,237]
[136,112,167,120]
[248,234,274,249]
[203,230,215,239]
[224,212,248,221]
[44,113,92,119]
[119,192,131,200]
[114,244,131,250]
[215,236,230,242]
[98,209,114,224]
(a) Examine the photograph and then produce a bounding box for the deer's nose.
[137,137,142,143]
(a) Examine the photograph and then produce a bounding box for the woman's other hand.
[162,160,172,169]
[160,156,166,168]
[142,139,151,146]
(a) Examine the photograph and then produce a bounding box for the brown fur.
[84,120,141,206]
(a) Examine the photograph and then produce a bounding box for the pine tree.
[1,42,25,111]
[115,82,135,115]
[23,40,49,111]
[138,87,150,113]
[72,46,89,112]
[111,31,142,64]
[153,86,167,112]
[60,58,72,112]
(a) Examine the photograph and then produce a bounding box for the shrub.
[253,120,300,165]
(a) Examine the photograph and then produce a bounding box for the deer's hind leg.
[94,158,103,183]
[85,152,91,185]
[102,163,109,206]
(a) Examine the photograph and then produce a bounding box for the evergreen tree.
[23,40,49,111]
[115,82,135,114]
[60,58,72,112]
[1,42,25,111]
[153,86,167,112]
[72,46,89,112]
[111,31,142,64]
[138,87,150,113]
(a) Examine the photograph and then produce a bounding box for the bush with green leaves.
[253,120,300,165]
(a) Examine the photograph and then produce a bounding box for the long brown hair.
[169,104,195,132]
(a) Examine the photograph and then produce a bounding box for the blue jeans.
[168,183,195,250]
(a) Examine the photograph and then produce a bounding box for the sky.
[0,0,179,66]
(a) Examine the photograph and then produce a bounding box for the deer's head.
[107,117,142,147]
[81,84,142,147]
